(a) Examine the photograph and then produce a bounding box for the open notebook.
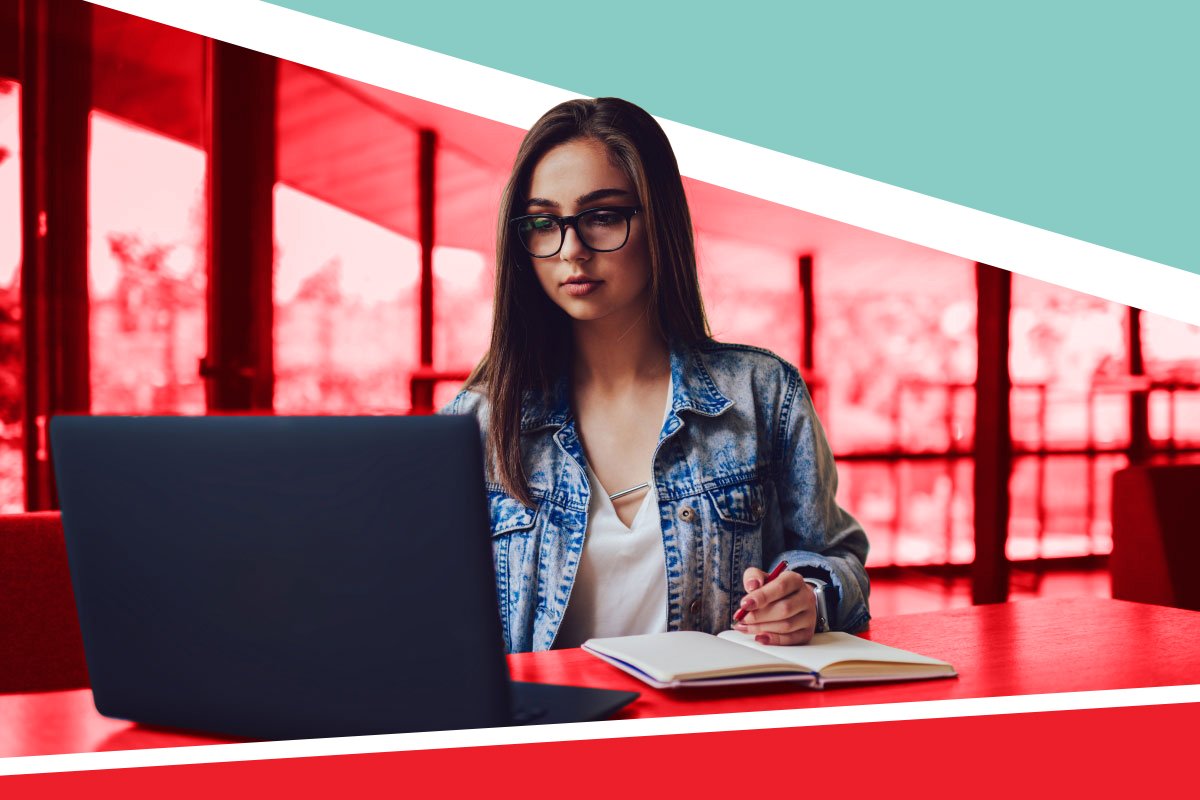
[582,630,956,689]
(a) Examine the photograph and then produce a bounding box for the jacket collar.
[519,337,733,433]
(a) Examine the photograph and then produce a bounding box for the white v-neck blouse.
[554,391,671,649]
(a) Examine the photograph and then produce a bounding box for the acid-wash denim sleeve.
[773,368,871,632]
[437,389,470,416]
[437,388,490,453]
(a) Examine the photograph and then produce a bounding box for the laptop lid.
[50,415,515,740]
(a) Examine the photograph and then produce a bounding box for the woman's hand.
[733,567,817,645]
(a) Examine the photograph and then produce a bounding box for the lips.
[561,277,603,297]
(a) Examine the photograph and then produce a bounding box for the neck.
[571,303,669,394]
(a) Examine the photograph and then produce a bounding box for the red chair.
[1111,464,1200,611]
[0,512,89,692]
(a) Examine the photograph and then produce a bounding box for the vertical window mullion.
[18,0,91,510]
[973,262,1012,602]
[201,39,275,412]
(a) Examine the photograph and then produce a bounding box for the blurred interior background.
[2,3,1198,617]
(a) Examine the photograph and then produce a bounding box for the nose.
[559,224,590,263]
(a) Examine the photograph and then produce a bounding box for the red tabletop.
[4,597,1199,758]
[510,596,1200,717]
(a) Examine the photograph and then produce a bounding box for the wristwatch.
[804,577,831,633]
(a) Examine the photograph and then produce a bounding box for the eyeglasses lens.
[517,209,629,258]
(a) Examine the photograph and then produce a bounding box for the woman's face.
[522,138,651,326]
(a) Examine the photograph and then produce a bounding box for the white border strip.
[4,684,1200,776]
[84,0,1200,326]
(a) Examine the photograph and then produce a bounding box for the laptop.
[49,415,637,741]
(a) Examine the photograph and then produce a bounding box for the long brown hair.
[467,97,710,506]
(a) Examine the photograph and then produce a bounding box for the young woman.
[442,97,869,654]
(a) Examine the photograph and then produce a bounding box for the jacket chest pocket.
[706,480,767,528]
[488,492,540,648]
[699,480,767,601]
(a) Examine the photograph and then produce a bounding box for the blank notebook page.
[585,631,809,682]
[718,630,954,673]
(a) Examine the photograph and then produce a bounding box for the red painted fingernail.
[741,597,757,611]
[747,579,762,591]
[755,634,771,645]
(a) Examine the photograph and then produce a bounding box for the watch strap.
[804,577,830,633]
[796,566,840,628]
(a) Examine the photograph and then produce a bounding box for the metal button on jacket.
[678,506,695,522]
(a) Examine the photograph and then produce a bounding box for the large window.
[274,185,419,413]
[429,137,506,410]
[1008,275,1131,559]
[431,245,490,411]
[89,7,207,415]
[816,244,977,566]
[88,112,206,414]
[696,233,801,365]
[275,61,511,415]
[0,80,21,512]
[1143,311,1200,452]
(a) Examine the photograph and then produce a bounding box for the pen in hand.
[732,560,788,622]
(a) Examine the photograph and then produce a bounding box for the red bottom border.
[4,701,1195,796]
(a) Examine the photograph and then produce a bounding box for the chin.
[557,302,611,322]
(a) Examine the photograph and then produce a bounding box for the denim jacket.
[441,339,870,653]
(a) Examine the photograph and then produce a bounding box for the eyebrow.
[524,187,633,210]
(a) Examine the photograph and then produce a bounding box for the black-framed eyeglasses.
[510,206,641,259]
